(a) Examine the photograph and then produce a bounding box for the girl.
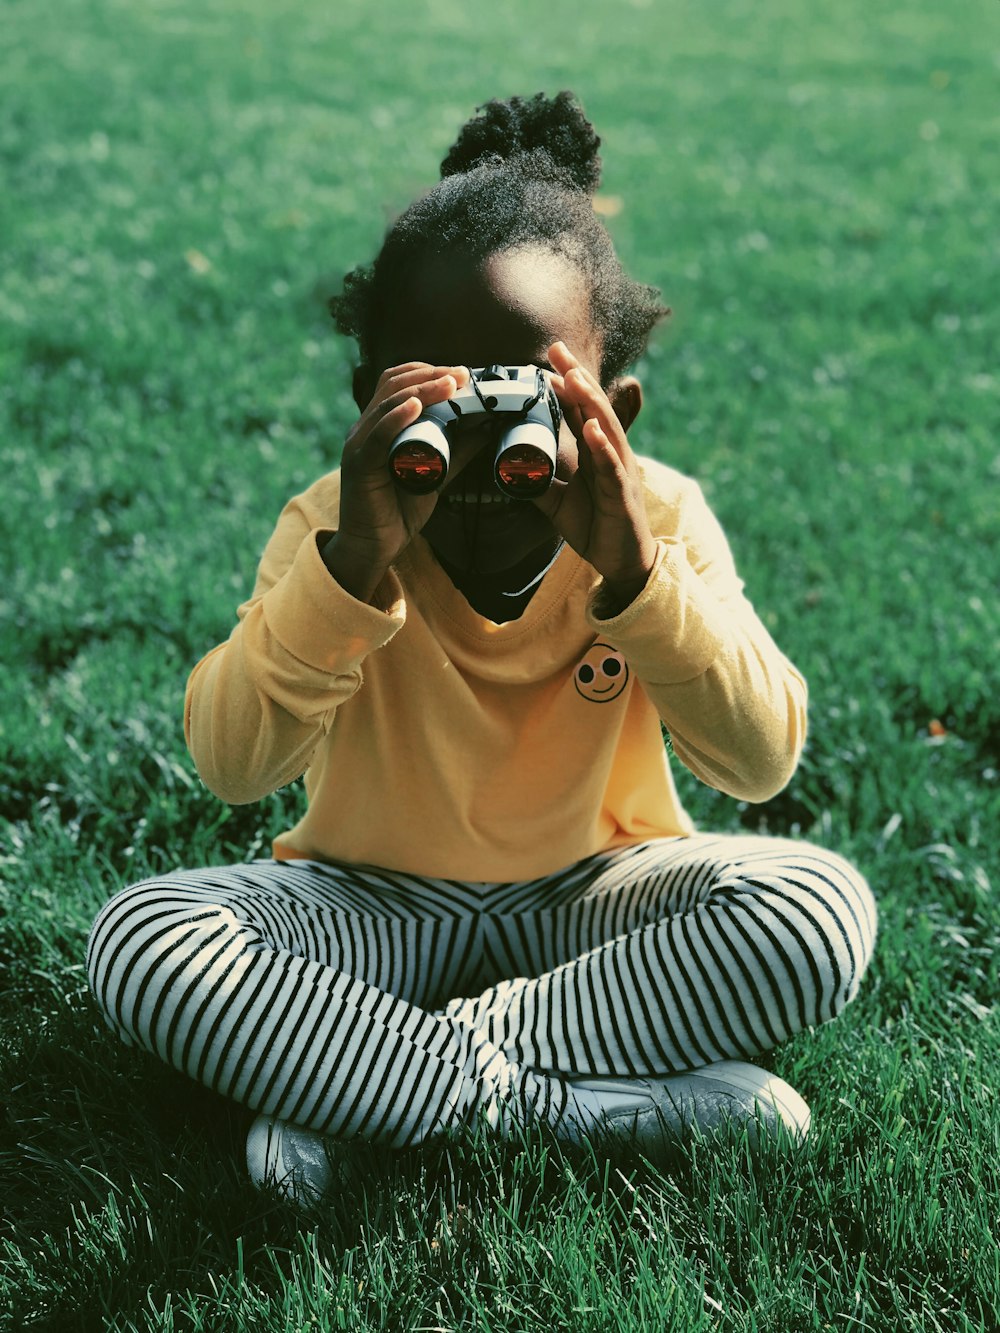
[87,92,876,1203]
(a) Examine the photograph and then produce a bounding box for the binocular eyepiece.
[388,365,561,500]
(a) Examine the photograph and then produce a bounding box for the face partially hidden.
[368,245,603,577]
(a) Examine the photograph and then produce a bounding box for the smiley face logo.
[574,642,629,703]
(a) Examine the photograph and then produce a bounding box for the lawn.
[1,0,998,1328]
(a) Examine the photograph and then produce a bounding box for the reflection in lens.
[391,443,448,494]
[495,445,554,498]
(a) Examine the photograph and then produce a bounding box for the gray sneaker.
[565,1059,811,1156]
[246,1114,345,1206]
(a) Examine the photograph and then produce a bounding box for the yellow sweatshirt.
[184,459,807,881]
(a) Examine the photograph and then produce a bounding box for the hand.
[322,363,470,602]
[534,342,657,610]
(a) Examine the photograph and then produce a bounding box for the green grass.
[2,0,998,1328]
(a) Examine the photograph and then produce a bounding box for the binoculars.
[388,365,562,500]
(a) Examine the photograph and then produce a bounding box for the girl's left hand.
[534,341,658,611]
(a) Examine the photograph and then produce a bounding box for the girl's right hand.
[320,363,469,603]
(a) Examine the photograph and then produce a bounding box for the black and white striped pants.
[86,835,876,1148]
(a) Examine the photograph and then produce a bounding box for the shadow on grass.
[3,993,995,1331]
[0,997,743,1330]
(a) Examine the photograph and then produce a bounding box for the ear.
[352,364,376,412]
[607,376,643,433]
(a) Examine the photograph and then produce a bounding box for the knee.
[777,843,877,1019]
[87,878,174,1041]
[726,838,876,1030]
[86,875,237,1049]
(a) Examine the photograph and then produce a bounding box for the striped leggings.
[86,835,876,1149]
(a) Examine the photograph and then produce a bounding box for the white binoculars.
[388,364,561,499]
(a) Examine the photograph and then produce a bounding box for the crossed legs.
[86,836,876,1148]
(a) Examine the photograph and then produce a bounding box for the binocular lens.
[495,445,555,498]
[390,442,447,494]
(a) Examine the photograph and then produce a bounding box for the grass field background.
[2,0,998,1328]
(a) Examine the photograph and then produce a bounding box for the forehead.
[373,243,600,374]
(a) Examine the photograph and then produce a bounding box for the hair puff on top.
[440,91,602,195]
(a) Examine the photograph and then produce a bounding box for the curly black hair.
[330,92,668,385]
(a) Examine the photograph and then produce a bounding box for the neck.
[431,537,563,622]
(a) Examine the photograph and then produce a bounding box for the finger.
[372,364,469,409]
[547,350,597,422]
[548,343,611,416]
[546,344,606,414]
[361,373,460,435]
[377,362,470,391]
[564,362,606,400]
[577,417,634,493]
[547,341,580,376]
[581,415,623,466]
[556,373,604,450]
[388,363,469,389]
[553,363,603,417]
[563,367,632,463]
[376,362,433,387]
[349,395,426,471]
[548,374,588,441]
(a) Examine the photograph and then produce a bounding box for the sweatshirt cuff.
[586,539,730,684]
[260,529,406,673]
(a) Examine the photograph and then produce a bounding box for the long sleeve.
[183,459,806,876]
[587,464,807,803]
[184,482,406,805]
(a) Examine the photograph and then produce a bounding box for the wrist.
[599,572,651,616]
[598,542,657,616]
[320,532,390,605]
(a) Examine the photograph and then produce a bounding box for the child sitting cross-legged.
[87,91,877,1204]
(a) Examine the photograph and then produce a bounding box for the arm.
[541,342,806,803]
[184,494,406,805]
[588,471,807,803]
[184,362,470,804]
